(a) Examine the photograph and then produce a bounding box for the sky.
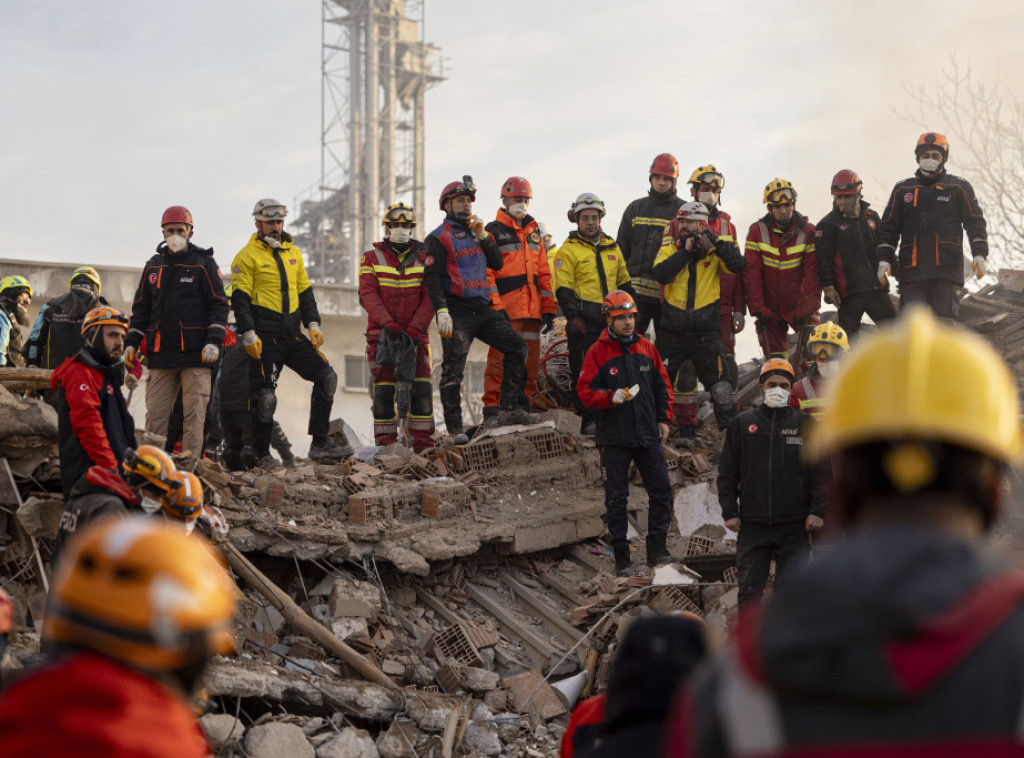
[2,0,1023,274]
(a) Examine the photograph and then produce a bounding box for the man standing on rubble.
[578,290,673,577]
[425,176,535,443]
[816,170,896,336]
[876,132,988,320]
[717,358,825,605]
[481,177,557,423]
[555,193,634,435]
[359,202,436,451]
[665,308,1024,756]
[231,198,350,465]
[25,267,105,370]
[616,153,683,336]
[0,275,33,367]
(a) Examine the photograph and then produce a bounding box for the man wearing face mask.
[481,177,557,423]
[0,276,32,367]
[789,321,849,417]
[616,153,683,336]
[124,206,228,463]
[815,170,897,336]
[876,133,988,320]
[425,176,535,443]
[718,358,826,605]
[744,179,821,361]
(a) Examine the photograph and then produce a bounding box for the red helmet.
[161,206,193,227]
[602,290,638,319]
[831,170,863,196]
[438,175,477,211]
[501,176,533,199]
[650,153,679,179]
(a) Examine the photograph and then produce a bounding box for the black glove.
[567,317,587,341]
[497,309,511,322]
[541,313,555,334]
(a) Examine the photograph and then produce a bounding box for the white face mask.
[263,235,281,249]
[166,235,188,253]
[763,386,791,408]
[508,202,528,219]
[389,227,413,245]
[817,359,839,377]
[698,191,719,207]
[918,157,942,173]
[140,495,162,515]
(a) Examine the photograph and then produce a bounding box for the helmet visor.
[809,341,841,360]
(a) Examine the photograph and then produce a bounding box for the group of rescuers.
[0,131,1021,757]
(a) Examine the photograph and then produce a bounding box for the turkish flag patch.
[747,423,758,434]
[148,273,157,284]
[609,367,618,375]
[904,192,913,203]
[425,256,434,266]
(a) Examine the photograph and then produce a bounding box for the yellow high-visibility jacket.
[230,233,320,337]
[553,232,632,324]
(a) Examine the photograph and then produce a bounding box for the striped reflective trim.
[761,256,804,270]
[519,331,541,340]
[540,290,554,298]
[718,652,785,755]
[497,243,520,254]
[631,216,670,226]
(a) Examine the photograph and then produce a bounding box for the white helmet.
[253,198,288,221]
[676,201,709,224]
[568,193,606,223]
[538,221,551,238]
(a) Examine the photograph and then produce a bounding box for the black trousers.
[898,279,960,320]
[568,320,604,424]
[736,520,811,605]
[439,300,528,432]
[599,443,673,547]
[250,334,336,455]
[837,289,897,335]
[635,296,662,338]
[656,330,736,432]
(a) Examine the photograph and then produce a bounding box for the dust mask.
[389,227,412,245]
[918,157,942,174]
[508,202,528,219]
[166,235,188,254]
[763,386,791,408]
[140,496,162,515]
[817,359,839,378]
[263,235,281,249]
[698,191,718,207]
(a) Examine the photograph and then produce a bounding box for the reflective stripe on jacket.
[616,191,683,301]
[789,374,825,417]
[230,233,319,337]
[712,209,746,317]
[485,210,556,320]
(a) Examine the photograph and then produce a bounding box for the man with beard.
[0,276,33,367]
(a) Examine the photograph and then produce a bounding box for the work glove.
[611,384,641,405]
[123,346,142,372]
[822,285,842,307]
[496,309,511,322]
[567,317,587,341]
[201,344,220,364]
[466,215,485,236]
[242,330,263,360]
[308,322,325,349]
[124,371,139,390]
[877,261,891,285]
[384,321,402,336]
[973,255,987,279]
[541,313,555,335]
[436,309,453,338]
[754,310,775,322]
[731,313,745,334]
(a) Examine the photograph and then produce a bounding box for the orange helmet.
[81,306,129,338]
[602,290,638,319]
[500,176,533,199]
[759,357,795,385]
[161,205,193,228]
[162,470,204,522]
[916,132,949,159]
[43,517,236,672]
[122,445,177,492]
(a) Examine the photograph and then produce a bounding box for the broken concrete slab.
[500,669,567,721]
[199,713,245,751]
[15,495,63,539]
[243,722,314,758]
[377,720,421,758]
[316,728,380,758]
[328,577,383,620]
[673,481,725,535]
[330,616,369,640]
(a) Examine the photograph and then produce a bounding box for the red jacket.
[711,210,746,318]
[0,652,210,758]
[743,212,820,323]
[789,372,826,417]
[485,210,556,320]
[560,693,606,757]
[359,241,434,342]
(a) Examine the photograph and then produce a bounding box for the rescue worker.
[231,198,349,465]
[616,153,683,335]
[718,358,825,605]
[124,206,228,462]
[0,275,32,367]
[555,193,633,435]
[816,170,897,335]
[0,518,236,758]
[789,321,849,417]
[160,469,204,534]
[539,221,559,274]
[744,179,821,360]
[877,132,988,320]
[687,165,745,387]
[51,306,135,502]
[666,308,1024,756]
[577,291,673,576]
[424,176,534,443]
[652,201,746,445]
[359,202,436,451]
[24,266,105,370]
[482,177,557,421]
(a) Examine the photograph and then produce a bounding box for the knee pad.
[316,366,338,397]
[710,380,734,405]
[372,383,397,419]
[411,380,433,417]
[255,388,277,424]
[675,361,698,394]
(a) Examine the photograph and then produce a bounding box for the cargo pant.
[482,317,541,410]
[145,367,213,459]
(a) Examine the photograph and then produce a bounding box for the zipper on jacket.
[768,410,775,524]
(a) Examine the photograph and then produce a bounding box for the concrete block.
[263,481,286,508]
[377,720,420,758]
[673,481,725,536]
[463,666,500,693]
[316,728,380,758]
[200,713,244,750]
[483,689,509,711]
[16,496,64,540]
[328,577,382,620]
[330,617,369,640]
[243,722,314,758]
[500,669,567,721]
[462,723,502,756]
[539,409,582,435]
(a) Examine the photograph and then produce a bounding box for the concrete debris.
[376,720,421,758]
[316,728,380,758]
[199,713,245,751]
[243,722,314,758]
[15,495,63,540]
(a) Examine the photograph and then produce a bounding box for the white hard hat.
[253,198,287,221]
[568,193,606,223]
[676,201,709,223]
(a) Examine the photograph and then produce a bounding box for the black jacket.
[126,242,228,368]
[616,189,683,301]
[877,170,988,286]
[718,404,825,524]
[24,288,106,369]
[815,201,886,296]
[217,339,252,414]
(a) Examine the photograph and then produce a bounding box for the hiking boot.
[479,407,501,430]
[309,439,353,460]
[497,408,541,426]
[256,453,281,469]
[613,543,636,578]
[646,533,671,567]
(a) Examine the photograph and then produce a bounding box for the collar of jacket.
[914,167,946,185]
[760,210,809,236]
[597,327,640,346]
[444,214,472,231]
[77,344,122,373]
[756,402,794,420]
[156,240,214,257]
[249,232,295,252]
[567,230,615,250]
[648,188,679,204]
[495,208,537,230]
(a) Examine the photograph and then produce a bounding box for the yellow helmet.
[0,275,32,298]
[382,202,417,227]
[808,307,1023,464]
[43,517,237,672]
[688,164,725,190]
[122,445,178,492]
[763,178,797,205]
[806,321,849,360]
[70,266,102,294]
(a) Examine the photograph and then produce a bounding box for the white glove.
[436,310,453,338]
[612,384,641,405]
[973,255,987,279]
[201,344,220,364]
[877,261,891,285]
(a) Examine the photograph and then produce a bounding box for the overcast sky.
[2,0,1022,273]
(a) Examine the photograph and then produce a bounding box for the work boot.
[613,543,636,578]
[280,448,296,468]
[309,439,353,461]
[479,406,501,430]
[646,533,671,567]
[256,453,281,469]
[497,408,541,426]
